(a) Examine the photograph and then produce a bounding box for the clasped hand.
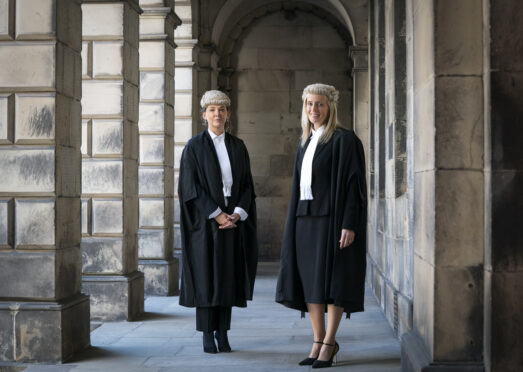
[215,212,240,229]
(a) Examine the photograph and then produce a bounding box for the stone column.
[402,0,485,370]
[484,1,523,370]
[174,0,198,258]
[137,1,181,295]
[0,0,89,362]
[349,46,369,158]
[81,0,144,321]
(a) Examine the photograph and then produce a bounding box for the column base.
[401,332,484,372]
[138,257,179,296]
[0,294,90,363]
[82,270,144,321]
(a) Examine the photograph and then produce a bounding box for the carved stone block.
[15,199,55,246]
[140,134,164,164]
[82,237,123,273]
[92,198,123,234]
[82,159,123,194]
[139,198,164,227]
[138,167,164,195]
[92,120,123,155]
[93,41,123,77]
[139,102,164,132]
[82,3,124,37]
[138,229,164,258]
[82,81,123,116]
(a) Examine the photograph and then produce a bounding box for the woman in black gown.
[276,83,367,368]
[178,90,257,354]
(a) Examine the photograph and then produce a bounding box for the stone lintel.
[141,7,182,28]
[140,34,176,49]
[138,258,179,296]
[401,332,484,372]
[0,294,90,363]
[82,270,144,321]
[175,61,196,68]
[82,0,143,15]
[175,38,198,47]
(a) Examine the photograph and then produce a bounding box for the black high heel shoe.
[299,340,323,365]
[311,341,339,369]
[203,331,217,353]
[215,330,232,352]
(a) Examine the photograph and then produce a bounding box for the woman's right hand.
[215,212,237,229]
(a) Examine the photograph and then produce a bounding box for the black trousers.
[196,306,232,332]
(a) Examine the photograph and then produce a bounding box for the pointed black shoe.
[311,341,339,369]
[298,340,323,365]
[215,330,232,352]
[203,331,217,353]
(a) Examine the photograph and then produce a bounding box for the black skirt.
[295,215,333,304]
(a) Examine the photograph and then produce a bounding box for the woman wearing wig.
[178,90,257,354]
[276,84,367,368]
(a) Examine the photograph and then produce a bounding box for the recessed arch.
[211,0,357,49]
[215,1,354,80]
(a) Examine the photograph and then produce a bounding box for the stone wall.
[0,0,90,362]
[484,0,523,370]
[367,0,413,339]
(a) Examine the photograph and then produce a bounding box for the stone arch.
[211,0,357,50]
[213,1,354,79]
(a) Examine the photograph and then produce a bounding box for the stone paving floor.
[12,262,401,372]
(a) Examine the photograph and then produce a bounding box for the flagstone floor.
[14,262,401,372]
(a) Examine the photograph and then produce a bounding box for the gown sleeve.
[234,143,255,216]
[178,143,220,221]
[340,131,366,231]
[341,176,360,230]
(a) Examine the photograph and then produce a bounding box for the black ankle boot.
[215,330,232,352]
[202,331,217,353]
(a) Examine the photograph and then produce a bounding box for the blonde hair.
[300,83,340,146]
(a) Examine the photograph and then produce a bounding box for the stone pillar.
[81,0,144,321]
[137,1,181,296]
[174,0,198,258]
[0,0,89,362]
[349,47,369,158]
[484,1,523,370]
[402,0,485,370]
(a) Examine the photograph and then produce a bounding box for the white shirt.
[300,125,324,200]
[207,129,248,221]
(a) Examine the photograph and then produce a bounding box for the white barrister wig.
[301,83,339,105]
[200,90,231,108]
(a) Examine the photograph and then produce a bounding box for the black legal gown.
[178,130,258,308]
[276,127,367,316]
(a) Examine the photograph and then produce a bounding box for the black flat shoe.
[203,331,217,353]
[215,330,232,352]
[311,341,339,369]
[299,340,323,365]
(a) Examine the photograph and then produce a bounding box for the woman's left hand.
[218,213,240,229]
[339,229,355,249]
[227,213,241,224]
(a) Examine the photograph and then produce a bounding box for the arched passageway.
[0,1,521,371]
